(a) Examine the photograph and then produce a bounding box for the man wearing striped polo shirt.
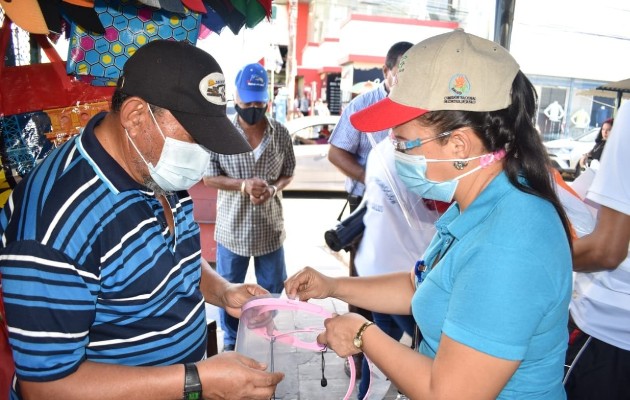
[0,40,283,400]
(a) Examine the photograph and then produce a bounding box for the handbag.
[0,18,114,202]
[0,19,115,116]
[66,0,202,86]
[324,201,367,252]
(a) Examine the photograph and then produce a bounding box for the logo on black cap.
[200,72,227,105]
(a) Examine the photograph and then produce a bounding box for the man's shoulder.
[268,117,289,134]
[348,85,386,111]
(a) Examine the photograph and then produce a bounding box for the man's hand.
[221,283,269,319]
[198,353,284,400]
[243,178,268,198]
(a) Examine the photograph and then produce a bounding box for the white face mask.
[127,107,210,192]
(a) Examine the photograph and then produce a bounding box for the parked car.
[544,127,598,179]
[284,115,345,192]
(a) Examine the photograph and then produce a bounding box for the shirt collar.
[78,112,148,194]
[436,171,513,241]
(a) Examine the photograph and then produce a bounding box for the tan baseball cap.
[0,0,49,34]
[351,29,520,132]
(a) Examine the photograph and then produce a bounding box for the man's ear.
[381,64,388,78]
[119,97,147,137]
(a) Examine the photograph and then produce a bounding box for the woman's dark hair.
[418,71,573,246]
[594,117,614,144]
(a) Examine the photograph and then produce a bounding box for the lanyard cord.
[413,236,456,350]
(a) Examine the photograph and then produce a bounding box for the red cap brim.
[182,0,207,13]
[350,97,428,133]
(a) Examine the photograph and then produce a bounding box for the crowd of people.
[1,29,629,400]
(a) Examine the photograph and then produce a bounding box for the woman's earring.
[453,160,468,170]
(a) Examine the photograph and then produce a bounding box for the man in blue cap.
[204,62,296,352]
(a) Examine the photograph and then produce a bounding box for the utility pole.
[286,0,297,119]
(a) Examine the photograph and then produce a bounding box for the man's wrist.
[183,363,203,400]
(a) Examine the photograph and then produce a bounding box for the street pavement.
[206,196,404,399]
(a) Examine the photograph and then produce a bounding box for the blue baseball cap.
[235,63,269,103]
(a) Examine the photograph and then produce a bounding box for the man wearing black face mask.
[203,62,296,352]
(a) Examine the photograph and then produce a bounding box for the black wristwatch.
[183,363,203,400]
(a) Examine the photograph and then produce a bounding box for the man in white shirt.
[565,101,630,399]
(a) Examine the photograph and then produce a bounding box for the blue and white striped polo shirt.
[0,113,207,388]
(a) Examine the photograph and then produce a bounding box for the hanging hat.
[182,0,207,13]
[0,0,49,34]
[200,5,227,34]
[203,0,245,35]
[230,0,267,28]
[61,1,104,34]
[36,0,63,34]
[62,0,94,6]
[136,0,186,14]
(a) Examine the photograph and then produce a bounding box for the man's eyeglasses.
[390,130,452,153]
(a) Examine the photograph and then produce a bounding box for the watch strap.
[354,321,374,350]
[183,363,203,400]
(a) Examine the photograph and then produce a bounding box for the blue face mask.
[393,150,506,203]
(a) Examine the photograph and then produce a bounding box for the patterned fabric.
[328,83,390,196]
[0,113,206,391]
[205,116,295,257]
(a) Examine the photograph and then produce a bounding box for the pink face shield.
[236,295,358,400]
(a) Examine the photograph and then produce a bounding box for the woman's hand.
[284,266,337,301]
[317,313,368,358]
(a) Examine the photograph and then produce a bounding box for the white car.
[544,128,598,179]
[284,115,345,192]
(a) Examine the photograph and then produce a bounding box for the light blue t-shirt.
[412,172,572,399]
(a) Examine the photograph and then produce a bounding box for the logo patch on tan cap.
[200,72,227,105]
[444,74,476,105]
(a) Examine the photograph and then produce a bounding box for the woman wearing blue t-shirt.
[285,30,573,400]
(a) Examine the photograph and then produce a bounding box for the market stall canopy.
[577,78,630,110]
[577,88,630,99]
[597,78,630,94]
[0,0,272,36]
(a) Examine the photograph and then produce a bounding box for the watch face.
[354,337,362,349]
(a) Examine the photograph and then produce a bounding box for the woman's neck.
[454,163,503,211]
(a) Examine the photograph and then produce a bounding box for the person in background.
[286,30,573,399]
[295,124,331,145]
[0,40,283,400]
[565,102,630,400]
[327,40,414,378]
[354,137,440,400]
[203,62,296,352]
[299,95,310,116]
[577,117,613,171]
[314,99,331,116]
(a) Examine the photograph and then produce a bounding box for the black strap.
[336,199,349,221]
[183,363,202,400]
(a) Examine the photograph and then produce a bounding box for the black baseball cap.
[118,40,251,155]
